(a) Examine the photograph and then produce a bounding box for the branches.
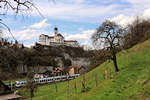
[91,20,125,72]
[0,0,33,13]
[0,0,45,40]
[0,21,16,40]
[0,0,45,18]
[92,20,124,49]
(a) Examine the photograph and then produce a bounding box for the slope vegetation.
[22,40,150,100]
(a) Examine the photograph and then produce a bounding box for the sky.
[1,0,150,48]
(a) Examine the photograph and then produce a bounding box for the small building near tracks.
[0,80,22,100]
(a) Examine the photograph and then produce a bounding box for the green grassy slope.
[22,40,150,100]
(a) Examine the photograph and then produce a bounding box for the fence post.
[54,79,58,93]
[95,73,98,87]
[104,70,108,79]
[66,76,70,100]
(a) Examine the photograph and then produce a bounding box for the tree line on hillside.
[0,41,91,80]
[1,17,150,80]
[90,17,150,72]
[1,0,150,78]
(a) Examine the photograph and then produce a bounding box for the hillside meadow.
[20,40,150,100]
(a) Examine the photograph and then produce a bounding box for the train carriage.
[15,74,80,87]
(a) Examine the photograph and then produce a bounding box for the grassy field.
[21,40,150,100]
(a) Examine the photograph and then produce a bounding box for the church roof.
[40,34,54,38]
[46,33,64,38]
[64,40,77,42]
[56,33,64,37]
[49,36,54,38]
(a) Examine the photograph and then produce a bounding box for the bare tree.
[0,0,44,40]
[123,17,150,49]
[92,20,125,72]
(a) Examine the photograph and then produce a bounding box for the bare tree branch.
[0,0,45,40]
[0,21,16,40]
[91,20,125,72]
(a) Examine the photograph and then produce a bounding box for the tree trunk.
[30,88,34,100]
[112,51,119,72]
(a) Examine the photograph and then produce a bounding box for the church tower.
[54,27,58,35]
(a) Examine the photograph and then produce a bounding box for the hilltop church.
[39,27,79,47]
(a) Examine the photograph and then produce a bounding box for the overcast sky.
[1,0,150,47]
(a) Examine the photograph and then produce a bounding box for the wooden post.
[95,73,98,87]
[54,79,58,93]
[110,71,113,79]
[74,79,78,100]
[81,75,86,92]
[66,78,70,100]
[74,79,77,93]
[104,70,108,79]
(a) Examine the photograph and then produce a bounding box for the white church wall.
[39,28,79,47]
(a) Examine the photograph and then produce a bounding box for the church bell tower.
[54,27,58,35]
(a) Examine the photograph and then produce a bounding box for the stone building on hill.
[39,27,79,47]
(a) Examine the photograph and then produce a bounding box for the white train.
[15,74,80,88]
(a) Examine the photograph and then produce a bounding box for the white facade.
[39,27,79,47]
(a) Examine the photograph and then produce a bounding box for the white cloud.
[7,19,51,46]
[5,0,150,23]
[3,29,45,42]
[110,14,135,27]
[33,0,150,23]
[5,0,150,48]
[31,0,150,23]
[120,0,150,14]
[24,43,35,48]
[65,29,95,49]
[31,1,123,22]
[110,9,150,27]
[30,19,50,29]
[15,29,40,41]
[65,30,95,40]
[142,9,150,20]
